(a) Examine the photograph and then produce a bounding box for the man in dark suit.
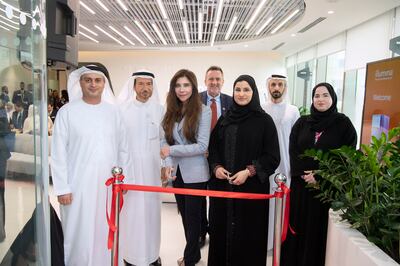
[12,82,33,112]
[10,102,27,132]
[198,66,233,247]
[0,86,10,103]
[200,66,233,126]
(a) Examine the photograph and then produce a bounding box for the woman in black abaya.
[207,75,280,266]
[281,82,357,266]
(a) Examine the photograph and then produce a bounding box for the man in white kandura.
[261,74,300,250]
[51,65,130,266]
[118,70,164,266]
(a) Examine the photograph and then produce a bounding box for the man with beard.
[118,70,164,266]
[261,74,300,250]
[51,65,130,266]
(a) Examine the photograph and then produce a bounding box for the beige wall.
[78,50,285,104]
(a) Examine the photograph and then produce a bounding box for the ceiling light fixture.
[215,0,224,27]
[0,14,18,25]
[124,26,146,46]
[80,1,95,15]
[0,19,18,30]
[328,10,334,14]
[0,24,10,31]
[177,0,183,10]
[116,0,128,11]
[134,20,155,44]
[224,15,237,40]
[198,11,203,40]
[156,0,168,19]
[245,0,267,30]
[291,33,296,37]
[210,27,217,46]
[151,22,167,45]
[94,25,124,45]
[79,31,99,43]
[79,24,98,36]
[271,9,300,34]
[95,0,109,12]
[109,25,135,45]
[182,20,190,44]
[255,16,273,35]
[166,20,178,44]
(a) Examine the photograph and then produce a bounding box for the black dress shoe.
[199,235,206,248]
[150,257,162,266]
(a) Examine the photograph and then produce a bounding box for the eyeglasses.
[175,83,191,89]
[270,82,284,87]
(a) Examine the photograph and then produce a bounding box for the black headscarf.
[308,82,346,131]
[221,75,265,126]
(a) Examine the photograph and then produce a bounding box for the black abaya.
[208,113,280,266]
[281,114,357,266]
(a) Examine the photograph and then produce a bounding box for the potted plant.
[304,127,400,263]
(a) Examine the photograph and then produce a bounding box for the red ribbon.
[105,174,125,253]
[272,182,295,266]
[105,177,291,262]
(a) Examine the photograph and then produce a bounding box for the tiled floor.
[0,180,272,266]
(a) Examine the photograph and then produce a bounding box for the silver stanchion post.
[111,167,123,266]
[272,173,287,266]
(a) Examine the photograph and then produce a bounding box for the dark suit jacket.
[11,111,27,129]
[199,91,233,117]
[49,109,58,123]
[12,90,33,110]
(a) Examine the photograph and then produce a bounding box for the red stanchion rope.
[105,174,292,254]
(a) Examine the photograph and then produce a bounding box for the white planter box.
[325,209,399,266]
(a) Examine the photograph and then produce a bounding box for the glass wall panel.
[286,65,296,105]
[316,56,327,84]
[0,0,50,265]
[326,51,345,111]
[294,59,316,110]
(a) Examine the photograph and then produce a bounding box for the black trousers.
[173,167,207,266]
[200,189,209,238]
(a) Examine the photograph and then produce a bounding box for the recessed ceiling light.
[94,25,124,46]
[328,10,334,14]
[225,15,238,40]
[291,33,296,37]
[95,0,109,12]
[156,0,168,19]
[79,31,99,43]
[0,14,19,25]
[214,0,224,28]
[116,0,129,11]
[79,24,98,36]
[124,26,146,46]
[109,25,135,45]
[0,19,19,30]
[80,1,95,15]
[271,9,300,34]
[210,27,217,47]
[198,11,203,40]
[182,20,190,44]
[255,16,273,36]
[166,20,178,44]
[134,20,155,44]
[245,0,267,30]
[244,44,248,48]
[177,0,184,10]
[151,22,167,45]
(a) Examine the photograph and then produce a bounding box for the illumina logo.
[375,69,393,80]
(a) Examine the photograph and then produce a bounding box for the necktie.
[210,98,217,130]
[17,112,22,128]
